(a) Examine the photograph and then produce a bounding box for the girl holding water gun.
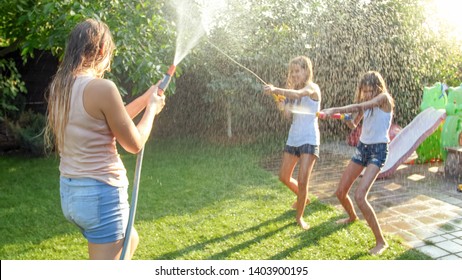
[320,71,394,255]
[264,56,321,230]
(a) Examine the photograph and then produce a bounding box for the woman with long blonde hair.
[45,19,165,259]
[264,56,321,230]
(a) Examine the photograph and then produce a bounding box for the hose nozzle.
[158,65,176,96]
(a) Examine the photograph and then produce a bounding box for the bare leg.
[279,152,299,195]
[88,227,139,260]
[128,227,140,259]
[278,152,310,208]
[335,161,363,224]
[291,197,311,209]
[354,165,388,255]
[295,153,317,230]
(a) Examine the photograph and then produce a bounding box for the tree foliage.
[1,0,176,97]
[0,58,26,119]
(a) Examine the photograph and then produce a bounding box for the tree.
[1,0,176,100]
[1,0,179,153]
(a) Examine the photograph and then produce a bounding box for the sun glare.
[198,0,227,35]
[425,0,462,41]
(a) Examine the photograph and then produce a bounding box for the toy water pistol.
[157,65,176,96]
[272,93,286,111]
[272,93,286,103]
[316,112,352,120]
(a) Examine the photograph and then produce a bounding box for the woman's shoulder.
[84,78,121,105]
[306,82,320,91]
[303,82,321,101]
[86,78,118,95]
[88,78,116,89]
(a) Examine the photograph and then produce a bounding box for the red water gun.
[317,111,352,120]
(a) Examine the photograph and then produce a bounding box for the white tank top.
[360,108,392,144]
[286,96,320,146]
[59,76,128,187]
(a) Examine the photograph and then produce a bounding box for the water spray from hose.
[205,44,355,120]
[207,41,268,85]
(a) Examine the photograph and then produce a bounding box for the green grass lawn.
[0,138,430,260]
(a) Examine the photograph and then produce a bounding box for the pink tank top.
[59,76,128,187]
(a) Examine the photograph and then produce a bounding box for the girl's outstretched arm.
[321,92,390,128]
[124,88,152,119]
[263,84,320,101]
[125,80,162,119]
[322,92,389,115]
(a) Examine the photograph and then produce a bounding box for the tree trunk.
[226,102,232,138]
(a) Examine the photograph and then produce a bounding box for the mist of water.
[171,0,269,86]
[172,0,226,66]
[161,0,462,155]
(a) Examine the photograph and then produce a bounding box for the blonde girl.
[264,56,321,230]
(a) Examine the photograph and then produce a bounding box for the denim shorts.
[284,143,319,158]
[351,141,388,168]
[60,177,129,244]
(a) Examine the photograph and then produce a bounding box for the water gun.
[272,93,286,111]
[316,111,352,120]
[272,93,286,103]
[157,65,176,95]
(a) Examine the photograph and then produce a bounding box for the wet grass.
[0,138,430,260]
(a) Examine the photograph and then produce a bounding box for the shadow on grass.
[269,215,342,260]
[156,210,294,259]
[156,201,334,260]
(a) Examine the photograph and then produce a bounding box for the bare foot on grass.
[296,218,310,230]
[336,217,358,225]
[369,242,388,255]
[291,198,311,209]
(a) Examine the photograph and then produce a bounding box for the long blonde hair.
[45,19,115,152]
[286,56,313,90]
[354,71,394,109]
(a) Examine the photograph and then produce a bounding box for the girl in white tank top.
[320,71,394,255]
[263,56,321,231]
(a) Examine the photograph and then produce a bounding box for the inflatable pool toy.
[416,82,447,163]
[441,83,462,160]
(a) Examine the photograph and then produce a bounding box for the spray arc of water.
[173,3,205,65]
[173,0,226,65]
[172,0,267,86]
[206,41,268,85]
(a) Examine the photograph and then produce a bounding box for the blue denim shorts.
[284,143,320,158]
[60,177,129,244]
[352,142,388,168]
